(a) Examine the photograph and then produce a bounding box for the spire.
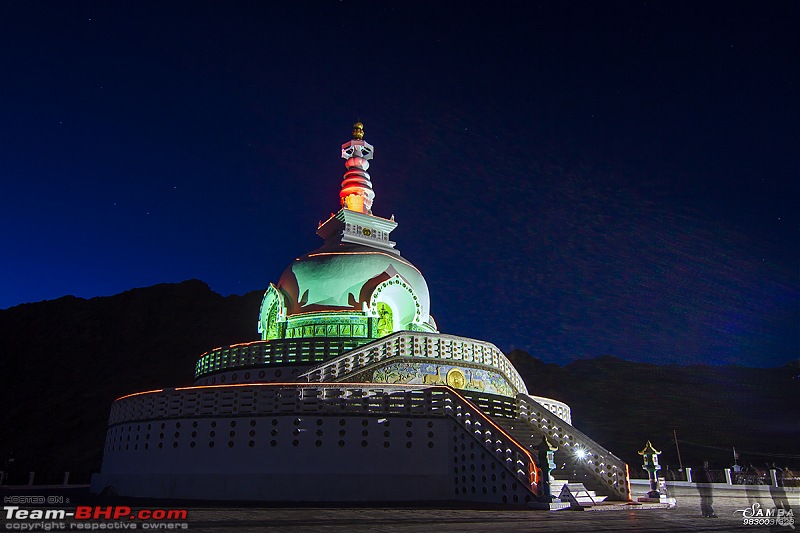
[340,121,375,214]
[317,122,399,253]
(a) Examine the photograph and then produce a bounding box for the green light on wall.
[376,302,393,337]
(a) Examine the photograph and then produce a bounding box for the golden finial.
[352,121,364,140]
[638,440,661,455]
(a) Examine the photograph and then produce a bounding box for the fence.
[630,466,796,487]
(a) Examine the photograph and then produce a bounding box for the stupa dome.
[277,241,431,325]
[257,123,437,341]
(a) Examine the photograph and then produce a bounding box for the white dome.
[277,242,431,326]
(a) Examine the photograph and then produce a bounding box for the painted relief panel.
[372,362,514,397]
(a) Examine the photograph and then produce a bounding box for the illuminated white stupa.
[91,123,632,505]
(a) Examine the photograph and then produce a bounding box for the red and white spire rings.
[340,129,375,215]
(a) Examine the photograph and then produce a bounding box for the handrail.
[299,331,529,396]
[517,393,631,501]
[450,388,541,495]
[106,383,539,497]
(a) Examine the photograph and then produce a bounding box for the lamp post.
[639,440,662,499]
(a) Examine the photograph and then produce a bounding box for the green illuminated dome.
[279,242,431,321]
[257,126,437,342]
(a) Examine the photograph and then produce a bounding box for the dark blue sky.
[1,1,797,367]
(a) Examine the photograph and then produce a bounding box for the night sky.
[1,1,797,367]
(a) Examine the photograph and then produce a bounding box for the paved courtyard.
[168,494,796,532]
[2,487,796,532]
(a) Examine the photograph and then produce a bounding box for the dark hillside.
[0,282,796,481]
[507,350,799,469]
[0,280,262,480]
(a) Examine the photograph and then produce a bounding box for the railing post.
[685,467,692,483]
[28,472,35,486]
[0,471,4,486]
[725,468,732,485]
[63,472,70,486]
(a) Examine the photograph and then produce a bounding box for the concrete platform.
[1,485,796,532]
[159,501,787,532]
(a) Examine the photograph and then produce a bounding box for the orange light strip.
[625,463,633,501]
[228,339,270,349]
[306,251,422,275]
[114,382,436,401]
[176,383,283,392]
[111,382,539,491]
[115,389,164,401]
[447,387,539,489]
[172,382,433,392]
[318,213,337,226]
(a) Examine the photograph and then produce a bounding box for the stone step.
[551,479,600,496]
[550,481,608,504]
[495,418,618,502]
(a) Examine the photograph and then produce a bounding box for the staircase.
[494,418,607,504]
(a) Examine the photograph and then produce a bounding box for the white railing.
[517,393,631,501]
[299,331,528,396]
[107,383,540,496]
[194,338,367,377]
[525,395,572,425]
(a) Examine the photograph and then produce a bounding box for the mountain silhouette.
[1,280,796,482]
